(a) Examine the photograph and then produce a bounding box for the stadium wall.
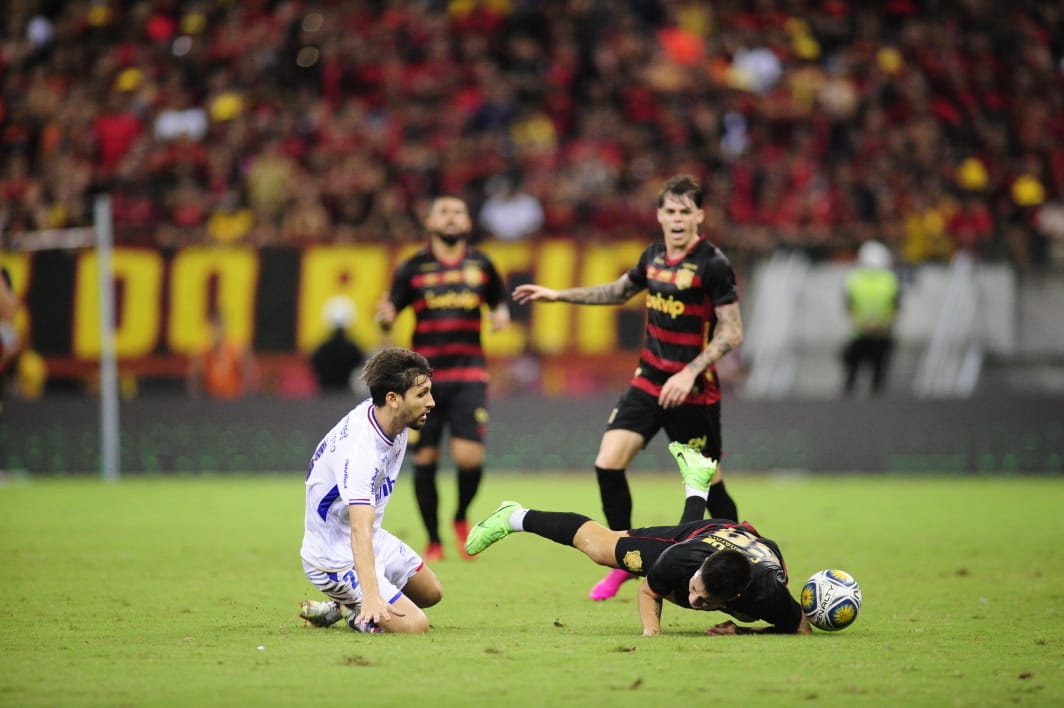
[3,393,1060,476]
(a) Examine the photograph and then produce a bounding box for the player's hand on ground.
[642,628,661,637]
[512,284,558,304]
[357,595,395,626]
[659,368,697,408]
[704,621,738,636]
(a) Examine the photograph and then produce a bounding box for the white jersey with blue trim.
[300,398,408,571]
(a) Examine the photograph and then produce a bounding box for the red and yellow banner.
[2,239,648,369]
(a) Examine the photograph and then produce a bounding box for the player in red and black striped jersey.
[376,196,510,562]
[513,174,744,601]
[463,443,810,636]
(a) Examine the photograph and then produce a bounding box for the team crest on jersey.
[623,550,644,573]
[673,268,694,290]
[463,264,483,287]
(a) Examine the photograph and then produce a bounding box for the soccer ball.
[801,569,862,631]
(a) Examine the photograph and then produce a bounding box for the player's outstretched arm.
[637,580,664,636]
[513,274,642,306]
[704,613,812,636]
[512,283,560,304]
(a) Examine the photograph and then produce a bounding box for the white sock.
[510,507,529,531]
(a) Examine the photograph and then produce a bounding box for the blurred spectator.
[1034,200,1064,266]
[158,168,209,247]
[478,174,544,242]
[245,139,297,227]
[205,190,254,245]
[310,295,367,397]
[280,181,332,245]
[0,0,1060,268]
[947,193,995,257]
[1008,172,1049,267]
[0,267,19,374]
[93,88,144,178]
[153,82,208,142]
[842,240,900,397]
[187,311,255,400]
[352,185,422,244]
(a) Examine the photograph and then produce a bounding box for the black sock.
[680,495,706,523]
[595,466,632,530]
[707,481,738,522]
[454,465,482,521]
[413,464,440,543]
[523,510,592,546]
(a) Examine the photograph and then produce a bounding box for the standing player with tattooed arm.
[376,196,510,561]
[512,174,744,601]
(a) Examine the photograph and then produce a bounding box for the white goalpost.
[5,202,122,478]
[94,194,120,481]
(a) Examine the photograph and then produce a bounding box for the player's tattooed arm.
[685,302,744,374]
[558,274,642,305]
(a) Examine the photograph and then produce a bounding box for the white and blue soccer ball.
[801,569,862,631]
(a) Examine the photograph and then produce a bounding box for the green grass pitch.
[2,472,1062,707]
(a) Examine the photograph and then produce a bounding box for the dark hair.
[428,194,469,214]
[699,549,752,601]
[360,347,433,405]
[657,174,704,209]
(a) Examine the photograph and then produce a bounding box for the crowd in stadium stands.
[2,0,1063,270]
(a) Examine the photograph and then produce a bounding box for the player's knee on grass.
[382,599,431,633]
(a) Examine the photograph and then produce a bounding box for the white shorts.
[302,529,423,606]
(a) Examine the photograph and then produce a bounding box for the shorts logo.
[686,435,707,450]
[623,550,644,573]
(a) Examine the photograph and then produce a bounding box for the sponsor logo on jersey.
[425,290,481,310]
[646,291,687,318]
[373,466,395,504]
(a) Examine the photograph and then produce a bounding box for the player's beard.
[434,230,468,246]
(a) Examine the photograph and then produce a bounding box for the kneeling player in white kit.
[299,347,443,633]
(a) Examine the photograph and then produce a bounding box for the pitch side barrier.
[4,393,1061,475]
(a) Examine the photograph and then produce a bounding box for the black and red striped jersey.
[625,237,738,405]
[645,522,801,632]
[388,246,506,384]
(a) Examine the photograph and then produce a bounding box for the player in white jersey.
[299,347,444,633]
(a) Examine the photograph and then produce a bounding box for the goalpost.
[95,195,120,481]
[5,198,121,479]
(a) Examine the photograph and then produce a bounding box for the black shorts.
[606,386,722,460]
[613,520,713,575]
[411,380,488,450]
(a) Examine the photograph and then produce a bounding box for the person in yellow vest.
[842,240,900,396]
